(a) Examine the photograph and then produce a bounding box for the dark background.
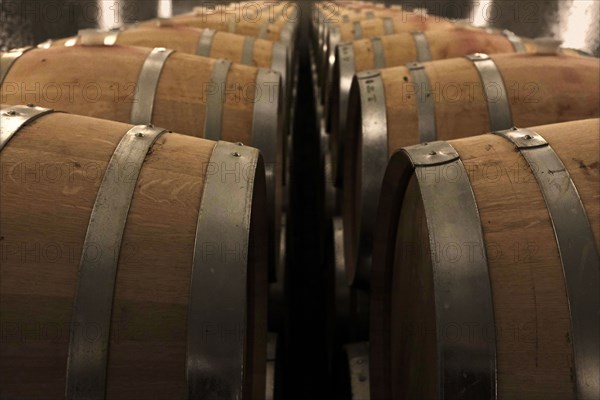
[1,1,598,399]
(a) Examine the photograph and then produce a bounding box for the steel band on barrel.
[494,127,600,400]
[466,53,513,132]
[411,32,432,62]
[0,46,34,86]
[130,47,175,125]
[0,104,55,151]
[203,59,232,140]
[402,140,497,399]
[406,62,437,143]
[66,124,168,399]
[186,141,261,398]
[196,28,217,57]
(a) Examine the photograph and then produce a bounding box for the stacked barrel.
[1,1,599,398]
[312,1,599,399]
[0,2,297,398]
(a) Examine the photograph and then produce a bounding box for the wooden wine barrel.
[369,118,600,400]
[343,49,600,288]
[330,36,583,172]
[44,26,290,108]
[44,25,293,189]
[0,44,283,280]
[152,6,298,47]
[321,11,455,87]
[328,27,531,181]
[313,1,401,59]
[0,104,268,399]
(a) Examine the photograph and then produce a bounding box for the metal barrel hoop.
[371,37,386,69]
[241,36,257,65]
[0,104,55,151]
[336,43,356,168]
[494,127,600,400]
[130,47,175,125]
[196,28,217,57]
[74,29,121,46]
[186,141,261,399]
[251,68,281,280]
[406,62,437,143]
[66,124,168,399]
[1,46,35,87]
[466,53,513,132]
[345,342,371,400]
[353,70,388,288]
[382,17,395,35]
[352,21,363,40]
[411,31,432,62]
[204,59,233,140]
[502,29,526,53]
[401,140,497,399]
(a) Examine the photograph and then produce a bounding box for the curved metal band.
[365,11,375,19]
[502,29,525,53]
[271,42,288,100]
[345,342,370,400]
[196,28,216,57]
[258,21,269,39]
[1,46,34,87]
[271,43,289,183]
[355,70,388,287]
[411,32,432,62]
[64,37,78,47]
[66,124,167,399]
[371,37,386,68]
[75,29,120,46]
[204,59,232,140]
[494,128,600,400]
[130,47,174,125]
[251,68,280,271]
[324,25,341,90]
[0,104,54,151]
[402,140,496,400]
[332,216,351,333]
[406,62,437,143]
[353,21,363,40]
[187,141,259,399]
[466,53,513,132]
[280,22,295,47]
[37,39,53,48]
[336,43,356,176]
[227,16,237,33]
[241,36,256,65]
[382,17,395,35]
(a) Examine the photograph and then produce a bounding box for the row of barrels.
[1,2,297,398]
[312,1,599,399]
